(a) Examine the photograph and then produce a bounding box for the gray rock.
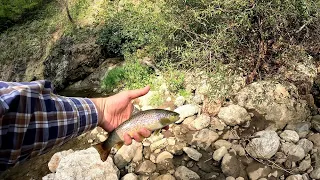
[246,162,271,180]
[310,167,320,179]
[286,175,304,180]
[213,140,232,150]
[183,147,202,161]
[221,153,241,178]
[298,157,311,172]
[121,173,138,180]
[114,140,141,169]
[155,174,176,180]
[245,130,280,159]
[281,142,305,162]
[193,114,210,130]
[280,130,300,143]
[191,129,219,150]
[218,104,251,126]
[156,151,173,163]
[308,133,320,150]
[231,144,246,157]
[312,115,320,132]
[174,104,200,123]
[174,166,200,180]
[213,146,228,161]
[235,81,310,128]
[166,141,187,155]
[175,96,186,107]
[135,160,156,175]
[297,139,313,153]
[182,116,196,130]
[286,122,311,138]
[42,147,119,180]
[48,149,74,173]
[210,117,226,131]
[192,94,204,105]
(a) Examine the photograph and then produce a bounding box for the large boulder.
[235,81,310,128]
[43,147,119,180]
[43,37,102,91]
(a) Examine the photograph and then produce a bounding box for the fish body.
[94,109,180,161]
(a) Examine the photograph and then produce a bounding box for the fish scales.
[93,109,179,161]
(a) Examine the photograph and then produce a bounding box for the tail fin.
[93,142,111,162]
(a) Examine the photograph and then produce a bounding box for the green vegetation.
[0,0,44,30]
[1,0,319,100]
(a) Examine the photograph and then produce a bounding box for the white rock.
[174,104,200,123]
[245,130,280,159]
[174,166,200,180]
[183,147,202,161]
[280,130,300,143]
[132,142,143,162]
[191,129,219,150]
[87,139,93,143]
[114,141,141,168]
[48,149,74,173]
[193,114,210,130]
[213,146,228,161]
[90,128,99,135]
[297,139,313,153]
[43,148,119,180]
[218,104,251,126]
[121,173,138,180]
[97,134,107,142]
[156,151,173,163]
[174,96,186,107]
[150,138,168,152]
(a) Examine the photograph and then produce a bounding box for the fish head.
[159,110,180,126]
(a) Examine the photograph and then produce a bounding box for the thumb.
[127,85,150,100]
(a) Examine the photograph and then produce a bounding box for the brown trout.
[94,109,180,161]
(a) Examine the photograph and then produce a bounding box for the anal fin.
[93,142,111,162]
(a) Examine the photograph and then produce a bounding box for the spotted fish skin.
[93,109,180,161]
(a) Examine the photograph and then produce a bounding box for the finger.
[133,132,143,142]
[138,128,151,138]
[127,85,150,100]
[124,133,132,145]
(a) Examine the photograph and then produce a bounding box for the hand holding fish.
[91,86,180,161]
[91,86,152,145]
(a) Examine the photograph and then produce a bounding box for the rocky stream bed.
[2,78,320,180]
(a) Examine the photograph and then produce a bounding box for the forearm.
[0,81,98,171]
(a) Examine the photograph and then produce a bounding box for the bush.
[0,0,44,30]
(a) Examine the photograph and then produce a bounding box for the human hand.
[90,86,152,145]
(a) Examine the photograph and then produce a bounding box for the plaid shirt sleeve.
[0,80,98,171]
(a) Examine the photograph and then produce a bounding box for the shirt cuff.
[68,97,99,136]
